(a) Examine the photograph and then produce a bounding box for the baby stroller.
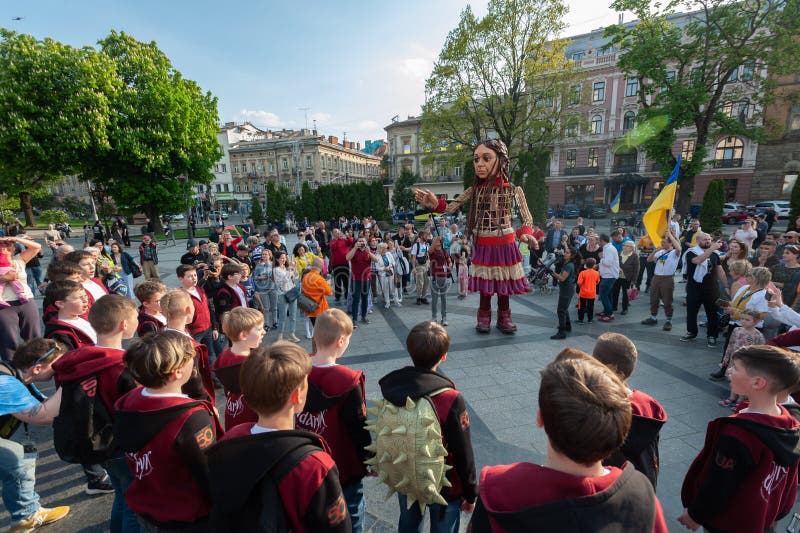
[528,253,557,295]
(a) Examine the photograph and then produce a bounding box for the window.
[727,67,739,83]
[571,51,584,61]
[590,114,603,135]
[224,183,229,192]
[253,183,259,193]
[569,84,581,105]
[216,184,221,193]
[723,99,749,123]
[588,148,598,168]
[282,159,288,170]
[597,46,614,56]
[321,157,325,169]
[714,137,744,167]
[623,111,636,131]
[741,62,755,81]
[566,149,576,169]
[233,164,239,173]
[235,183,240,193]
[214,164,220,173]
[566,124,578,137]
[221,164,226,173]
[401,136,412,154]
[592,81,605,102]
[305,155,312,169]
[454,166,461,177]
[789,104,800,131]
[249,162,256,173]
[625,78,638,97]
[681,140,695,161]
[663,70,676,91]
[269,162,275,173]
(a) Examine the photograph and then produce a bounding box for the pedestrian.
[681,232,723,347]
[641,230,681,331]
[427,236,452,326]
[550,247,577,339]
[576,257,600,324]
[138,234,159,280]
[597,234,619,322]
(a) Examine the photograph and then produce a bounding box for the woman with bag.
[388,240,407,305]
[253,249,278,331]
[110,242,136,299]
[273,251,300,342]
[376,242,400,309]
[612,241,639,315]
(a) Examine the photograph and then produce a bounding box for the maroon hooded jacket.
[136,309,164,338]
[51,346,136,415]
[213,348,257,430]
[682,406,800,532]
[44,319,95,352]
[295,364,371,487]
[114,387,222,528]
[185,337,216,407]
[185,286,213,335]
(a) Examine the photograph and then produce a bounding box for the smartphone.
[715,299,730,307]
[765,291,773,302]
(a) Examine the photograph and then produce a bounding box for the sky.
[9,0,632,144]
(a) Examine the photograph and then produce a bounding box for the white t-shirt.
[83,279,107,301]
[599,243,620,279]
[60,317,98,344]
[233,285,248,307]
[653,249,680,276]
[251,425,277,435]
[2,257,33,302]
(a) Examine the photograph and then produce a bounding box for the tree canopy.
[605,0,800,212]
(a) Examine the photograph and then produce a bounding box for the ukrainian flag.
[642,155,681,247]
[609,189,621,214]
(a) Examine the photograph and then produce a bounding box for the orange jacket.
[301,269,333,317]
[577,268,600,298]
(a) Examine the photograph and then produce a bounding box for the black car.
[581,206,608,219]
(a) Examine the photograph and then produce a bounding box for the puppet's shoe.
[496,309,517,334]
[475,309,491,333]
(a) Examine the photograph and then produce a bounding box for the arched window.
[590,114,603,135]
[714,137,744,168]
[623,111,636,131]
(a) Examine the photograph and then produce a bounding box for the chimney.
[312,129,318,136]
[357,142,361,151]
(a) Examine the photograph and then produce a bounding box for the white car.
[722,202,745,214]
[210,210,230,220]
[746,201,790,219]
[170,213,185,221]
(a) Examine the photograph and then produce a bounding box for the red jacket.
[185,286,213,335]
[44,319,95,352]
[213,348,257,430]
[52,345,136,415]
[330,237,353,267]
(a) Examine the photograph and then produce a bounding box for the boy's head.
[730,345,800,394]
[241,341,311,416]
[221,307,264,346]
[729,259,751,279]
[123,331,196,388]
[592,332,637,381]
[88,294,139,337]
[176,264,198,287]
[406,321,450,369]
[539,348,632,466]
[65,249,96,280]
[740,309,761,328]
[46,261,83,283]
[133,280,167,313]
[312,309,353,351]
[584,257,597,269]
[160,289,194,322]
[48,280,88,317]
[221,263,243,282]
[12,338,67,382]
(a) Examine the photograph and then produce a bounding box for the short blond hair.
[124,331,196,388]
[160,289,192,320]
[222,307,264,340]
[241,341,311,415]
[312,309,354,348]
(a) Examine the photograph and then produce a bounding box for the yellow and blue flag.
[642,155,681,247]
[610,189,621,214]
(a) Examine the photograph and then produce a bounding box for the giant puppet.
[415,139,538,333]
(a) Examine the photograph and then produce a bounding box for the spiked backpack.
[365,390,452,513]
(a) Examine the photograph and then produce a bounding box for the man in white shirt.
[641,230,681,331]
[597,234,620,321]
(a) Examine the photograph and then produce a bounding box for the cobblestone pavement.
[3,231,800,532]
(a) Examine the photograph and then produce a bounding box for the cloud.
[235,109,286,129]
[393,43,437,81]
[310,112,332,124]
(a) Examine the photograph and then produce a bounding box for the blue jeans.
[342,479,365,533]
[599,277,616,315]
[25,266,42,296]
[104,454,141,533]
[397,494,460,533]
[277,293,297,336]
[351,279,369,321]
[0,437,39,521]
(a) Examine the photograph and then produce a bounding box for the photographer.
[181,240,210,279]
[346,237,379,326]
[550,247,578,339]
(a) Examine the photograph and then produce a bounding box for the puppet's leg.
[496,294,517,334]
[476,292,492,333]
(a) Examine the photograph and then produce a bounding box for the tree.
[516,149,550,224]
[392,170,418,212]
[251,196,264,227]
[0,30,118,226]
[40,209,68,225]
[86,31,220,232]
[422,0,581,171]
[605,0,800,213]
[699,179,724,233]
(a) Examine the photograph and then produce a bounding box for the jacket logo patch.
[714,452,734,470]
[326,495,347,526]
[459,410,470,430]
[296,409,328,434]
[195,426,214,449]
[128,450,153,480]
[761,462,789,501]
[226,394,244,419]
[80,377,97,398]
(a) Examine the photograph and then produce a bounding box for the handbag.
[297,292,323,314]
[283,284,301,303]
[130,259,143,279]
[626,286,639,301]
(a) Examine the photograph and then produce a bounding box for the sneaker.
[641,318,657,326]
[587,320,594,324]
[576,319,584,324]
[709,367,727,381]
[361,318,370,325]
[394,301,402,307]
[620,309,628,315]
[598,314,614,322]
[421,298,430,304]
[662,322,672,331]
[10,506,70,533]
[699,321,707,327]
[384,304,391,309]
[85,479,114,495]
[441,319,448,326]
[680,334,697,342]
[416,299,422,305]
[287,334,301,343]
[707,337,717,348]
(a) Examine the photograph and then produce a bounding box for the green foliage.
[250,196,264,227]
[422,0,579,170]
[788,177,800,231]
[605,0,800,212]
[516,149,550,224]
[699,180,725,233]
[58,196,91,217]
[39,208,68,225]
[392,170,418,211]
[0,209,13,223]
[0,30,118,225]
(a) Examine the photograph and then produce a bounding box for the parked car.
[170,213,185,221]
[746,201,790,220]
[209,210,229,220]
[722,202,746,214]
[723,210,750,225]
[562,204,580,218]
[581,206,608,219]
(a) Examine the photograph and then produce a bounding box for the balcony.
[611,164,638,174]
[564,166,600,176]
[713,158,743,168]
[418,175,462,184]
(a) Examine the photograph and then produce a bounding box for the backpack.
[365,389,451,513]
[53,373,116,464]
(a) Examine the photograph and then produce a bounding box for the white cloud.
[235,109,286,129]
[310,112,332,124]
[393,42,437,81]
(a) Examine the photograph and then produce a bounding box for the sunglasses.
[33,347,56,367]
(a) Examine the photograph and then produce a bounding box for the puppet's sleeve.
[434,187,474,216]
[514,186,534,238]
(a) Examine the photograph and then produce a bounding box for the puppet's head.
[473,138,509,181]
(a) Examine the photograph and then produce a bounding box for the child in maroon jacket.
[41,261,84,324]
[44,280,97,350]
[133,280,167,338]
[212,263,247,325]
[65,249,108,318]
[213,307,264,430]
[206,341,350,533]
[379,321,478,532]
[177,264,217,360]
[295,309,371,533]
[52,294,139,531]
[470,348,668,533]
[114,331,222,531]
[679,345,800,532]
[592,332,667,489]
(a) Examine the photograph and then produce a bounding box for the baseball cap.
[187,239,198,249]
[199,240,208,246]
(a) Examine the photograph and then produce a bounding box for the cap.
[199,240,208,246]
[187,239,197,249]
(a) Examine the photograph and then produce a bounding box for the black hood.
[378,366,454,406]
[623,415,666,455]
[114,402,202,452]
[725,414,800,467]
[206,430,322,514]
